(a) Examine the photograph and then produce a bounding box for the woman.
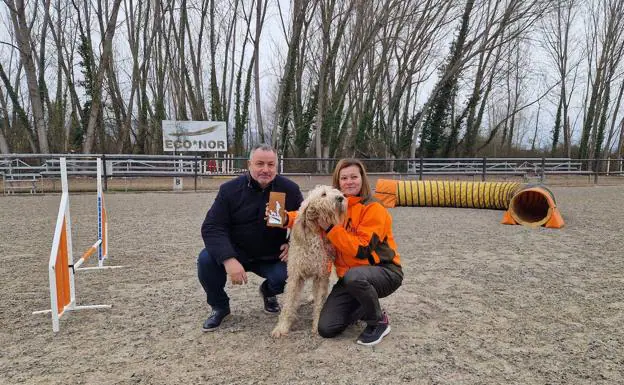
[284,159,403,346]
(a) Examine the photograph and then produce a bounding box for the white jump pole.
[75,158,122,271]
[97,158,106,266]
[33,158,111,333]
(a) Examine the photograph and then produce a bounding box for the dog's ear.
[304,206,319,222]
[292,201,314,241]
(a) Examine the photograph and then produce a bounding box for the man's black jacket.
[201,173,303,264]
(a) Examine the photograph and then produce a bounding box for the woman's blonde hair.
[332,158,372,200]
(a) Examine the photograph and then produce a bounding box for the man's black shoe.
[202,308,231,332]
[259,285,281,314]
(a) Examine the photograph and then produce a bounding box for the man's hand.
[279,243,289,262]
[223,258,247,285]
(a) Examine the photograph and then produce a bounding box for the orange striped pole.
[54,219,71,315]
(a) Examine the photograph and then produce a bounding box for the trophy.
[267,192,286,227]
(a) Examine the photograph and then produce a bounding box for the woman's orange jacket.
[286,195,401,278]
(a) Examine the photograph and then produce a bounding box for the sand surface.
[1,185,623,384]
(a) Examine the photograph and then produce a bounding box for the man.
[197,144,303,331]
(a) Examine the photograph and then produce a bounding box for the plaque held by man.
[267,192,286,227]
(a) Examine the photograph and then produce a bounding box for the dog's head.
[295,185,347,235]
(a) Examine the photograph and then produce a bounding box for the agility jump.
[33,157,120,332]
[374,179,564,229]
[76,157,112,270]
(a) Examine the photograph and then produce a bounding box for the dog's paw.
[271,327,289,338]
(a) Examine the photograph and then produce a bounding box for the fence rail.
[1,154,623,193]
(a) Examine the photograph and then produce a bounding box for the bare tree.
[313,0,396,164]
[44,0,85,151]
[4,0,624,159]
[578,0,624,161]
[233,0,255,155]
[148,0,169,154]
[617,116,624,158]
[4,0,50,153]
[420,0,474,157]
[530,101,540,151]
[412,0,551,157]
[0,83,11,153]
[208,0,223,121]
[330,0,449,162]
[273,0,314,154]
[0,58,36,152]
[604,79,624,155]
[500,37,524,154]
[541,0,580,156]
[221,0,239,127]
[252,0,268,141]
[461,0,507,157]
[81,0,123,153]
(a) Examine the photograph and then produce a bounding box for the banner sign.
[162,121,227,152]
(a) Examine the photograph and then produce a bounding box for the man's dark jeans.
[197,248,287,310]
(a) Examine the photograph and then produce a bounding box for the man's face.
[248,149,277,188]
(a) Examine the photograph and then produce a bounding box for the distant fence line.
[1,154,623,193]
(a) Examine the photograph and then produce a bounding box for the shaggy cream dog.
[271,185,347,337]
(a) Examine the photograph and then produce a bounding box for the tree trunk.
[421,0,474,157]
[82,0,123,153]
[209,0,223,122]
[594,80,612,159]
[0,62,37,151]
[617,117,624,158]
[531,102,540,152]
[8,0,49,153]
[275,0,309,152]
[604,79,624,155]
[551,97,562,155]
[253,0,267,144]
[0,90,11,153]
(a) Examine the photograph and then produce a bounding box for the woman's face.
[339,165,363,196]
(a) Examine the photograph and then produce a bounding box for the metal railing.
[1,154,623,193]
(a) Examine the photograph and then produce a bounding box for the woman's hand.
[317,218,331,232]
[265,202,288,226]
[264,202,270,221]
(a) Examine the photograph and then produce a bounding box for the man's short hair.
[248,143,278,160]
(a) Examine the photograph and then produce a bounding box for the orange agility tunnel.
[501,185,565,228]
[374,179,564,229]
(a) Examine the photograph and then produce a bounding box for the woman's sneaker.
[356,312,391,346]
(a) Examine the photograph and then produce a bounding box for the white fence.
[1,155,623,193]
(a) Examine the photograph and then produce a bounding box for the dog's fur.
[271,185,347,337]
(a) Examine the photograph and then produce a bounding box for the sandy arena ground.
[1,183,623,384]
